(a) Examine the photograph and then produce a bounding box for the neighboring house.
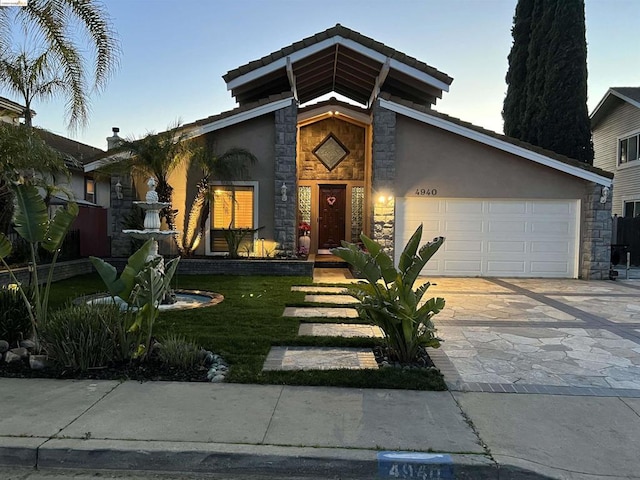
[0,95,110,256]
[592,87,640,217]
[89,24,612,279]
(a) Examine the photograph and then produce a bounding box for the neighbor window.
[210,186,255,253]
[624,201,640,217]
[619,133,640,165]
[85,177,95,203]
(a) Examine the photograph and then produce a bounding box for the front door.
[318,185,346,250]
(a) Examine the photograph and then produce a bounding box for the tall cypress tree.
[503,0,594,164]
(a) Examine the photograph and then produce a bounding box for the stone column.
[109,174,135,257]
[274,101,298,254]
[581,182,612,279]
[371,102,396,260]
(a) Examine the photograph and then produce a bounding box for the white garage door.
[395,198,580,278]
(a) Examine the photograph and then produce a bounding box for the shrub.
[0,286,32,345]
[332,224,446,363]
[41,303,123,371]
[157,334,203,369]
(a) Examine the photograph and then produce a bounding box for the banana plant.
[0,182,78,351]
[90,239,155,302]
[128,255,180,360]
[331,225,445,363]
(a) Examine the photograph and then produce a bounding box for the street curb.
[2,439,500,478]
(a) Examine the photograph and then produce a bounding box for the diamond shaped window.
[313,133,350,171]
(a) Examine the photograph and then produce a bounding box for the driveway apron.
[428,278,640,396]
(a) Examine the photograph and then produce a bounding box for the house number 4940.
[415,188,437,196]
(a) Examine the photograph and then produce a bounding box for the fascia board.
[381,99,612,187]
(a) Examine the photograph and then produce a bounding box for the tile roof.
[380,93,613,180]
[35,128,104,168]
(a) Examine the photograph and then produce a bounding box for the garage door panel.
[445,201,483,214]
[488,201,527,214]
[445,240,483,253]
[531,222,572,235]
[530,241,570,253]
[396,198,579,278]
[488,241,526,253]
[487,261,526,274]
[489,221,526,233]
[445,220,483,232]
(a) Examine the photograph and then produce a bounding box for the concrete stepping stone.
[304,294,359,305]
[283,306,359,318]
[262,346,378,371]
[298,323,384,338]
[291,286,348,294]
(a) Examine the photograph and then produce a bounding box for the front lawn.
[47,273,446,390]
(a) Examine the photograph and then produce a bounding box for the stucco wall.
[395,116,587,199]
[298,117,365,181]
[168,115,277,255]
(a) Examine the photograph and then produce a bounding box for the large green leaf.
[42,202,79,252]
[0,233,12,259]
[360,234,396,284]
[90,256,119,297]
[404,237,445,289]
[116,239,154,301]
[398,224,423,274]
[12,183,48,243]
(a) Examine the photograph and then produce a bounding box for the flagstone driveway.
[427,277,640,396]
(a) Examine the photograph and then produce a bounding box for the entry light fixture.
[114,180,123,200]
[600,186,610,204]
[281,182,288,202]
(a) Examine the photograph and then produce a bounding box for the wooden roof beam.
[368,58,391,107]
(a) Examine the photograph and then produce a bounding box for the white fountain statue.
[123,177,180,272]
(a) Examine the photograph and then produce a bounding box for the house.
[0,95,110,256]
[90,25,613,279]
[591,87,640,217]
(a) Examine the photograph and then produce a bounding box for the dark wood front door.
[318,185,346,250]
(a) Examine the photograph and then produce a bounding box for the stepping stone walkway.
[304,294,359,304]
[283,306,359,318]
[263,347,378,371]
[299,323,384,338]
[262,282,379,371]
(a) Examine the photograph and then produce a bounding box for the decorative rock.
[210,374,225,383]
[29,355,48,370]
[9,347,28,359]
[20,339,36,350]
[4,351,22,364]
[0,340,8,354]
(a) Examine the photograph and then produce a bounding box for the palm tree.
[178,146,257,256]
[0,49,77,128]
[116,123,189,231]
[0,0,119,130]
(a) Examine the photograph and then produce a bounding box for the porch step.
[314,254,348,268]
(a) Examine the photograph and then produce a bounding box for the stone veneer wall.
[110,174,136,257]
[0,259,94,287]
[274,102,298,253]
[298,118,365,181]
[372,103,396,259]
[581,182,612,279]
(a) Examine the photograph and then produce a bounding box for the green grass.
[47,273,446,390]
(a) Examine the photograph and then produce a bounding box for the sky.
[10,0,640,151]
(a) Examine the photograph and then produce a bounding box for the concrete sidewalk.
[2,379,640,479]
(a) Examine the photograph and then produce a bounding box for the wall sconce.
[281,182,288,202]
[600,186,610,204]
[115,180,123,200]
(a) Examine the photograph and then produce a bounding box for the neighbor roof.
[379,93,613,186]
[35,129,104,169]
[591,87,640,127]
[223,24,453,108]
[0,96,34,120]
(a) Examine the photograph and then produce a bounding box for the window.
[210,185,255,253]
[619,133,640,165]
[624,201,640,218]
[85,177,95,203]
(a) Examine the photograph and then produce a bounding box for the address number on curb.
[414,188,437,196]
[387,463,451,479]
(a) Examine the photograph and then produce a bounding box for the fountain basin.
[81,289,223,311]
